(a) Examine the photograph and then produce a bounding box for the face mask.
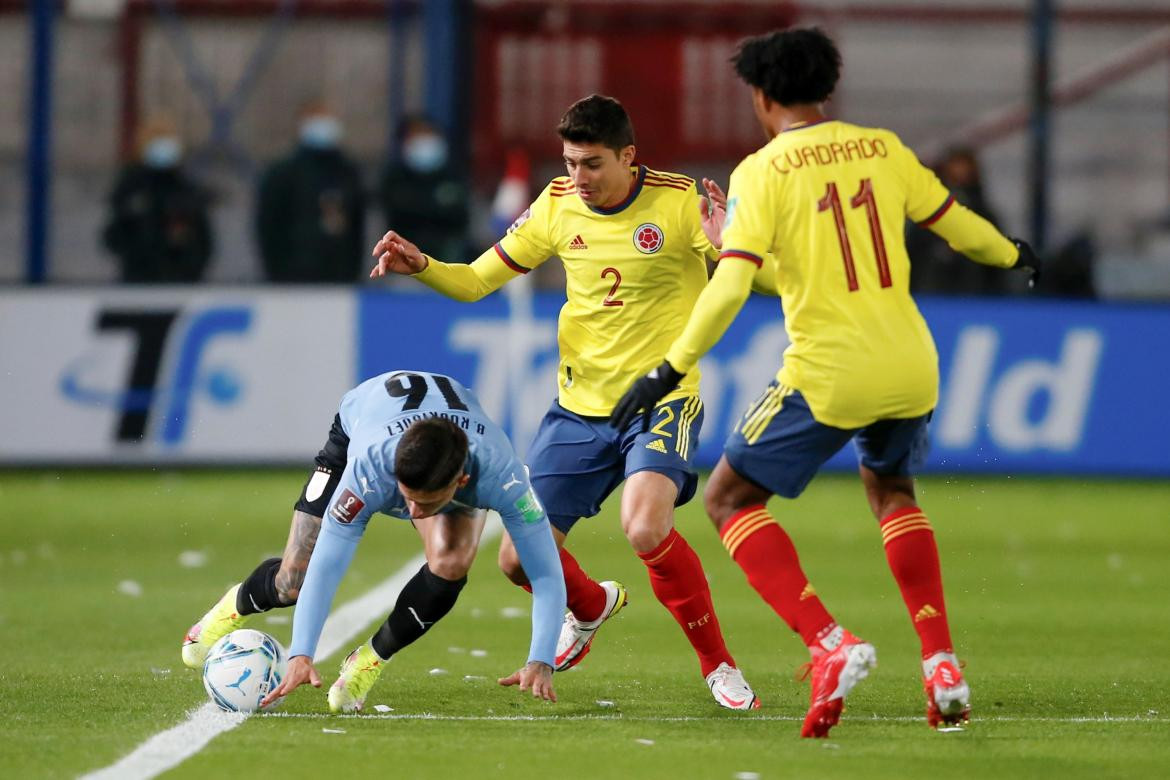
[143,137,182,169]
[403,134,448,173]
[300,116,342,149]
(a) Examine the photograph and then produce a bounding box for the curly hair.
[731,27,842,106]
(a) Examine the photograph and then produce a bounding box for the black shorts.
[293,414,349,517]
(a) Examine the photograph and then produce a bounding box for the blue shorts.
[527,396,704,534]
[723,382,931,499]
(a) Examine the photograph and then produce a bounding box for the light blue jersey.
[289,371,566,667]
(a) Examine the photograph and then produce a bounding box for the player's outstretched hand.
[370,230,428,278]
[609,360,686,431]
[699,178,728,250]
[1010,237,1041,289]
[498,661,557,702]
[261,655,321,708]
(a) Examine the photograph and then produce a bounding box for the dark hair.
[731,27,842,106]
[556,95,635,154]
[394,418,469,491]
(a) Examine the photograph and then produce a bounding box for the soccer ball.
[202,629,287,713]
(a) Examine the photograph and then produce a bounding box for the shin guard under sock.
[371,564,466,660]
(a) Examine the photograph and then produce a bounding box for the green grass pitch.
[1,470,1168,779]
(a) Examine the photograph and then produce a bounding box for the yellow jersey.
[415,165,715,417]
[666,119,1017,429]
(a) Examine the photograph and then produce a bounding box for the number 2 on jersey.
[817,178,891,291]
[601,267,624,307]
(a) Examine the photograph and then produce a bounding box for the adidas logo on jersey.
[915,604,941,622]
[567,234,588,250]
[645,439,668,453]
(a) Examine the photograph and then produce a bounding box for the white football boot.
[705,662,761,710]
[553,580,628,671]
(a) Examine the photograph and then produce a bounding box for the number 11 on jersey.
[818,178,892,292]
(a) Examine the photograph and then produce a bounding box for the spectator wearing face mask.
[102,116,214,283]
[256,101,366,283]
[379,117,470,263]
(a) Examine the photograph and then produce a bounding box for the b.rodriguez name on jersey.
[387,410,486,437]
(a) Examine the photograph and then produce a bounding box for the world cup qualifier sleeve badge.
[633,223,664,254]
[329,488,365,524]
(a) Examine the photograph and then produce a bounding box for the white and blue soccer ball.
[202,629,287,713]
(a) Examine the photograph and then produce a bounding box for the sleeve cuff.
[494,243,531,274]
[415,256,436,278]
[917,194,955,227]
[718,249,764,268]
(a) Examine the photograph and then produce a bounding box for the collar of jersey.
[587,165,646,215]
[782,117,836,133]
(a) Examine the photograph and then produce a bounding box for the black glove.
[609,360,686,431]
[1011,238,1041,289]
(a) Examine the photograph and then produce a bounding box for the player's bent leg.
[415,507,486,580]
[710,456,878,733]
[709,457,839,643]
[858,468,917,521]
[554,579,628,671]
[506,520,629,671]
[498,524,567,586]
[182,510,324,669]
[186,415,345,669]
[329,510,483,713]
[501,528,609,613]
[331,559,470,714]
[181,581,251,669]
[374,508,483,657]
[861,466,968,727]
[500,520,616,668]
[619,470,676,554]
[497,530,530,587]
[703,456,773,532]
[623,471,755,707]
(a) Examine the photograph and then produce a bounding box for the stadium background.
[3,0,1170,474]
[2,3,1170,779]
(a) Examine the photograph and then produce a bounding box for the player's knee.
[703,480,737,530]
[873,494,916,521]
[861,471,916,520]
[622,514,670,554]
[429,545,476,581]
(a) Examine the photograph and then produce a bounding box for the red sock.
[720,505,835,647]
[518,547,608,623]
[637,529,733,677]
[880,507,953,657]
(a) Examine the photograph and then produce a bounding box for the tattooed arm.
[274,510,322,604]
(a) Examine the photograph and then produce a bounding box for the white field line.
[80,516,503,780]
[260,712,1167,725]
